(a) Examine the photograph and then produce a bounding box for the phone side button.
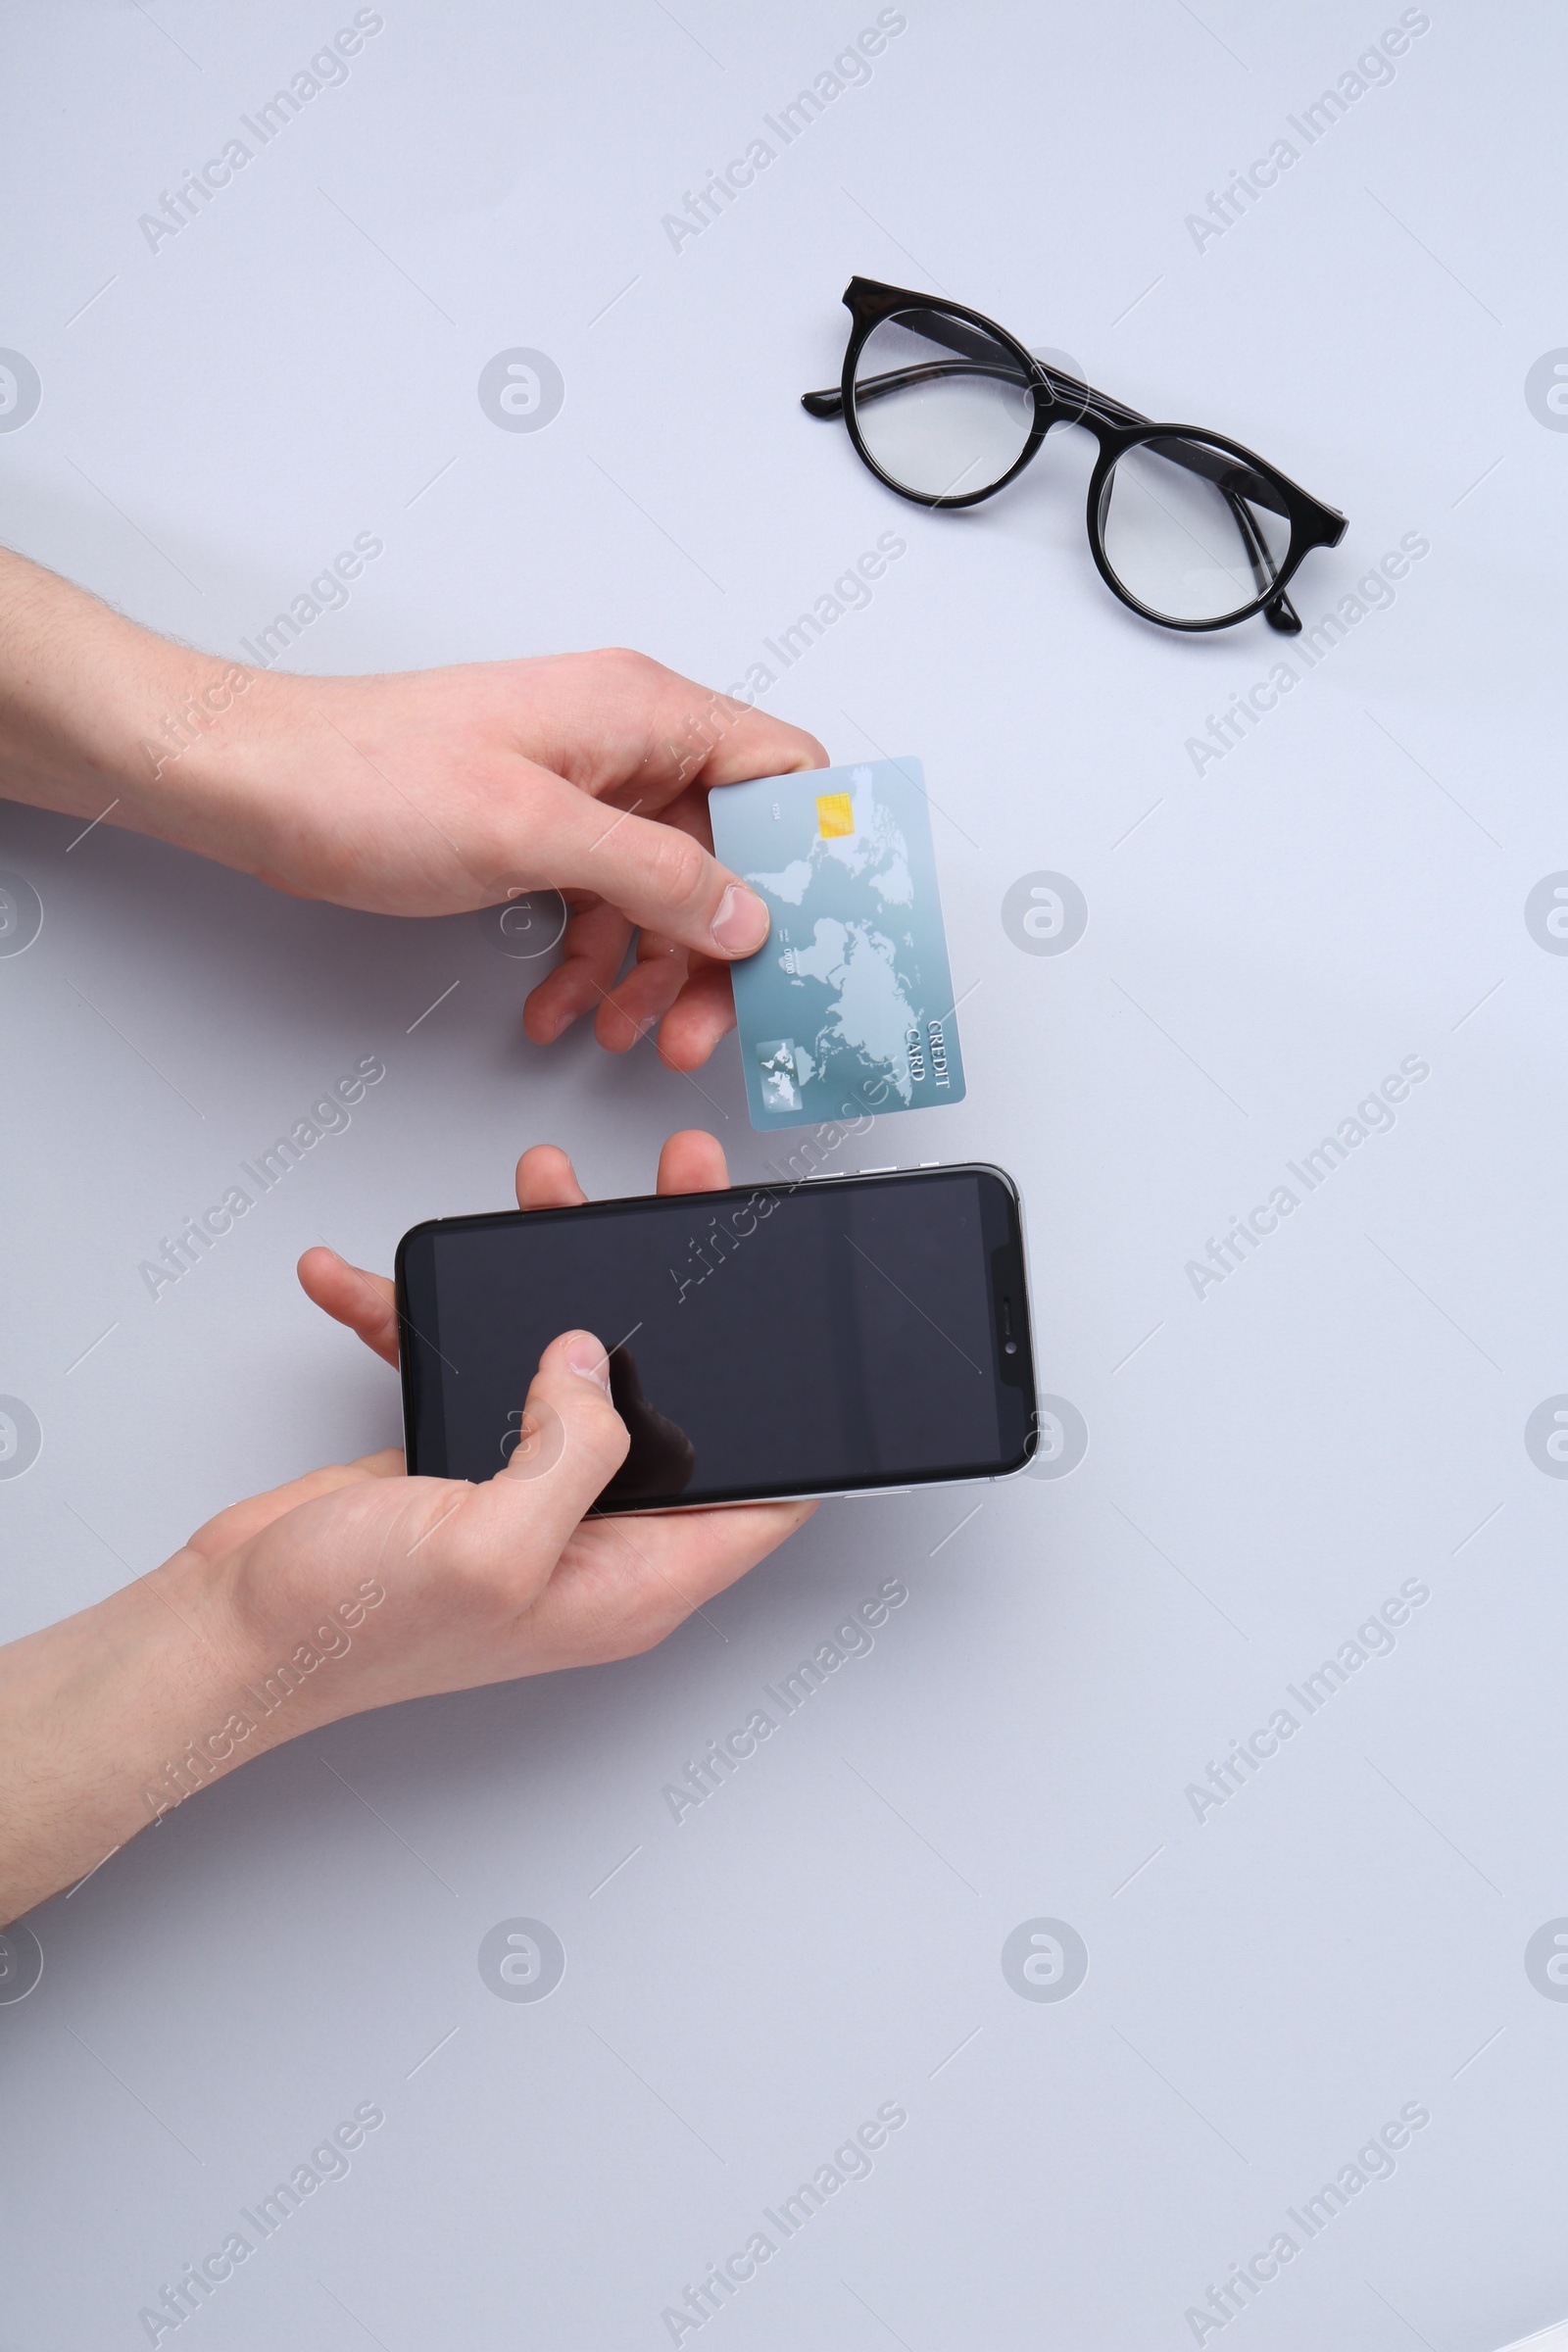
[841,1488,912,1498]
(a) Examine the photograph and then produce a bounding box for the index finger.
[671,687,829,792]
[512,655,827,807]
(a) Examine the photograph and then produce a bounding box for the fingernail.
[565,1335,611,1390]
[710,883,769,956]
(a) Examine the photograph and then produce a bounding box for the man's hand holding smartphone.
[0,1132,813,1927]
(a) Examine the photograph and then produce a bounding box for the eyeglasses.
[802,276,1347,636]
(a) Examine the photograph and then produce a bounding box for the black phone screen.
[396,1165,1036,1510]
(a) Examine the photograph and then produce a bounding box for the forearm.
[0,546,282,864]
[0,1545,333,1924]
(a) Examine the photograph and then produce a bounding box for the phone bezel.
[395,1162,1038,1512]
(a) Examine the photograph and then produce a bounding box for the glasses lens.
[851,308,1036,500]
[1097,436,1293,623]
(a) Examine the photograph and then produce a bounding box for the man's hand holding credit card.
[709,756,966,1131]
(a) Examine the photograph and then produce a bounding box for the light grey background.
[2,3,1565,2345]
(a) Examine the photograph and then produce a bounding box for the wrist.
[139,1543,354,1799]
[111,654,297,877]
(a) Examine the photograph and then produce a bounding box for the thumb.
[537,787,771,962]
[445,1330,630,1574]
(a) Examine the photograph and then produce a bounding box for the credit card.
[709,756,966,1132]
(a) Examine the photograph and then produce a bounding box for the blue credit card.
[710,756,966,1132]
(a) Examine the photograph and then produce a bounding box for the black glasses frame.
[803,276,1348,637]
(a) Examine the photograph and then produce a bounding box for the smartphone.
[396,1163,1037,1512]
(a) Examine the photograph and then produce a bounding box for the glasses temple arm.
[1221,486,1302,633]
